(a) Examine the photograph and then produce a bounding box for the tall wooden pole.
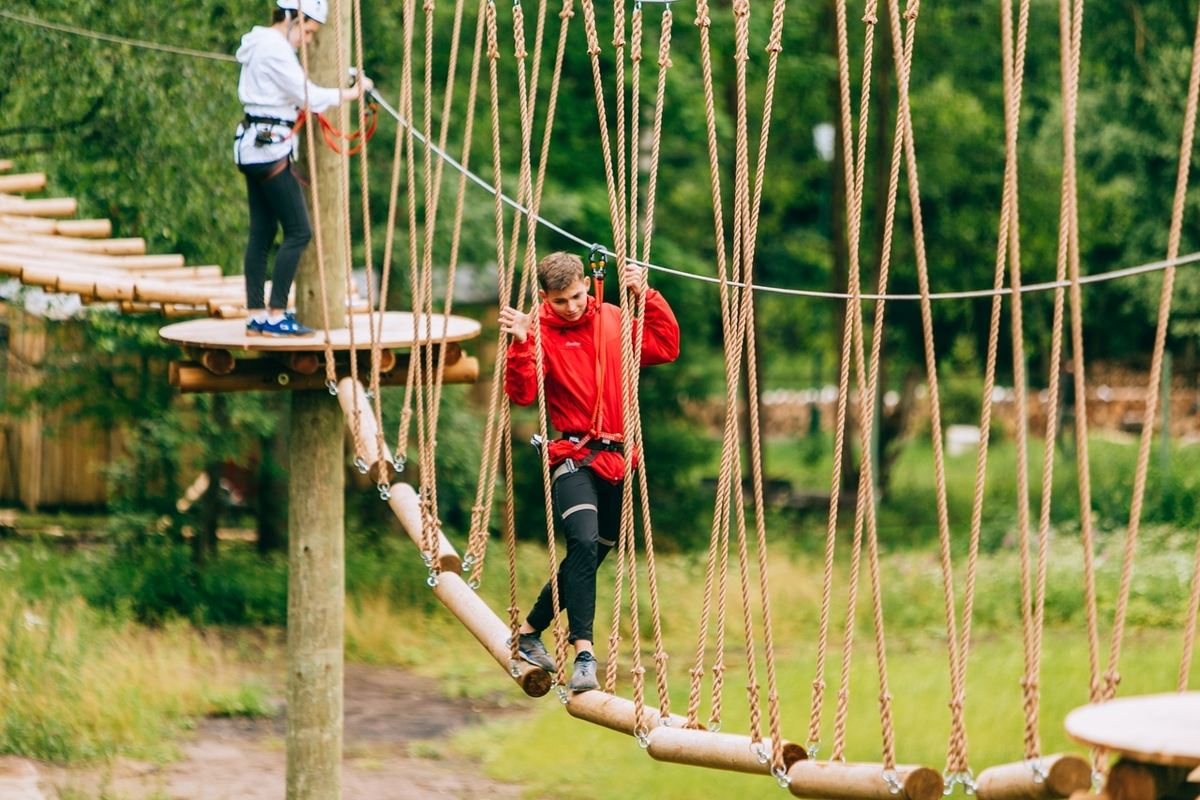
[287,3,349,797]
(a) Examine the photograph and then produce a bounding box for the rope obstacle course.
[2,0,1199,797]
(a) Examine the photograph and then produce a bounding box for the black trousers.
[526,465,624,644]
[240,159,312,310]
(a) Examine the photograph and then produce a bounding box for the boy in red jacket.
[499,251,680,692]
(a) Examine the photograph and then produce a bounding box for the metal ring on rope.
[635,727,651,749]
[556,685,570,705]
[774,766,792,789]
[883,769,903,796]
[509,659,521,678]
[377,483,391,501]
[806,738,822,760]
[1025,756,1047,786]
[354,456,370,475]
[326,379,339,396]
[752,743,770,766]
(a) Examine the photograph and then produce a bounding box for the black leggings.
[526,465,624,644]
[241,159,312,310]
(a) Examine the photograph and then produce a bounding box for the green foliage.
[938,333,986,426]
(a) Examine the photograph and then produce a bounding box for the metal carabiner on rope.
[354,456,369,475]
[377,483,391,501]
[587,243,608,281]
[326,379,339,396]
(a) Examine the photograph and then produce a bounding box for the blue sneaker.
[246,317,265,337]
[260,313,315,338]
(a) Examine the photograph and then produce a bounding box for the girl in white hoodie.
[233,0,372,337]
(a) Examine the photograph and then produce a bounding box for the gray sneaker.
[511,632,556,672]
[568,651,599,693]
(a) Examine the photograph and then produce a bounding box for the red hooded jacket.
[505,289,680,484]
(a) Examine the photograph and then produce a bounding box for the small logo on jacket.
[563,341,582,347]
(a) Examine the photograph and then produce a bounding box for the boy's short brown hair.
[537,252,586,292]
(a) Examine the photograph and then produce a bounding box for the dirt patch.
[38,664,531,800]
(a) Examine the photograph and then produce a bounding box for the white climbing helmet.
[277,0,328,25]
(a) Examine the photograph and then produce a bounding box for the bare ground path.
[18,664,530,800]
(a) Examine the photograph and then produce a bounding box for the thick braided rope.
[1018,0,1084,763]
[825,0,893,763]
[639,7,673,264]
[1181,530,1200,691]
[633,7,677,725]
[1061,0,1102,712]
[346,0,388,469]
[502,400,522,665]
[460,0,508,579]
[734,0,792,773]
[1102,0,1200,708]
[469,0,574,584]
[722,0,771,750]
[683,0,744,734]
[503,0,540,306]
[294,10,339,393]
[814,0,875,754]
[329,0,369,464]
[628,6,642,262]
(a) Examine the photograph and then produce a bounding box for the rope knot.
[488,45,501,59]
[732,0,749,16]
[812,679,826,692]
[837,688,850,700]
[766,38,783,54]
[878,692,893,704]
[587,43,602,56]
[631,666,646,676]
[654,652,669,666]
[903,0,920,20]
[694,12,710,28]
[862,12,878,24]
[746,681,761,695]
[947,695,966,712]
[658,54,673,68]
[558,1,574,17]
[689,667,705,678]
[423,0,434,10]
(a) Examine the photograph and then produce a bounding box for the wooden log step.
[0,230,145,255]
[0,196,77,217]
[786,761,943,800]
[0,160,13,173]
[646,726,806,777]
[0,215,110,238]
[0,173,46,194]
[0,243,184,269]
[1105,759,1198,800]
[976,754,1093,800]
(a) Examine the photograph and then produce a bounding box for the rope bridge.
[2,0,1199,797]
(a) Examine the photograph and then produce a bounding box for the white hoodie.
[233,25,343,165]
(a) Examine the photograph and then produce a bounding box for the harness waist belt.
[243,114,298,129]
[561,433,624,453]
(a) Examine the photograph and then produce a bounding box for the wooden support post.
[976,755,1093,800]
[786,761,944,800]
[645,725,806,776]
[286,7,348,797]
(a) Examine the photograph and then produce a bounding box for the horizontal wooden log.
[0,160,13,173]
[976,754,1093,800]
[0,215,110,237]
[0,196,77,217]
[169,354,478,394]
[0,243,184,269]
[0,173,46,193]
[564,684,692,733]
[0,230,137,255]
[646,726,806,776]
[183,346,236,376]
[125,266,223,280]
[786,761,943,800]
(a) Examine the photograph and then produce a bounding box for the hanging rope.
[1181,529,1200,691]
[1097,0,1200,756]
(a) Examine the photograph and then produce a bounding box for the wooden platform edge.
[169,353,477,393]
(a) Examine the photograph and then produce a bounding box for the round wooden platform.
[159,311,481,352]
[1064,692,1200,768]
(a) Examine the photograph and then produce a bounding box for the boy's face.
[540,278,590,323]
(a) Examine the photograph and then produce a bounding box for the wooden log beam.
[0,230,144,255]
[0,173,46,194]
[0,197,77,217]
[0,215,110,237]
[564,690,692,734]
[182,346,236,376]
[645,725,806,777]
[976,755,1093,800]
[786,761,944,800]
[0,243,183,269]
[169,353,479,394]
[0,160,13,173]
